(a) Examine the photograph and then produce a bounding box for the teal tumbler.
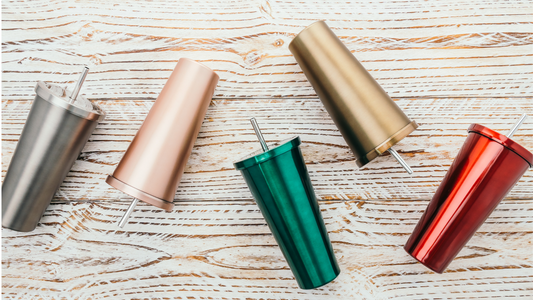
[234,136,340,289]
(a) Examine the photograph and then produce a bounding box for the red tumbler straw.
[405,114,532,273]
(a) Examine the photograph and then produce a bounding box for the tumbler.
[234,118,340,289]
[2,67,105,232]
[405,115,532,273]
[106,58,219,227]
[289,21,418,173]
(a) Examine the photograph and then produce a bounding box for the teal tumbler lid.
[234,136,301,170]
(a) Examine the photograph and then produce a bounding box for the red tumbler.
[404,120,532,273]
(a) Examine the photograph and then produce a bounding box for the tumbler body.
[2,82,105,232]
[234,137,340,289]
[289,21,418,167]
[405,124,532,273]
[106,58,219,211]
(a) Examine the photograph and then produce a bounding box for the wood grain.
[2,0,533,299]
[2,0,533,100]
[2,200,532,299]
[3,98,532,203]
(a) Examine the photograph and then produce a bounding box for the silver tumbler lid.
[34,81,105,122]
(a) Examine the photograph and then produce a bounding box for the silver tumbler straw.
[2,67,105,232]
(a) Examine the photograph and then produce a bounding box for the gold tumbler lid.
[289,21,418,171]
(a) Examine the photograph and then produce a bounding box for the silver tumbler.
[2,68,105,232]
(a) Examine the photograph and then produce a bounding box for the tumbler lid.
[234,136,301,170]
[468,124,533,167]
[35,81,105,122]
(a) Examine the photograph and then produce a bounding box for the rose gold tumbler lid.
[106,58,219,227]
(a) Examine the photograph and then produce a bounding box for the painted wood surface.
[2,0,533,99]
[2,0,532,299]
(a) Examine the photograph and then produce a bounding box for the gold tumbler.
[289,21,418,172]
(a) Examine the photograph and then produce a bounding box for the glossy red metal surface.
[468,124,533,164]
[404,125,532,273]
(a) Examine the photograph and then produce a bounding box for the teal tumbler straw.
[234,118,340,289]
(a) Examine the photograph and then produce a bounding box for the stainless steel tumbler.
[106,58,219,228]
[289,21,418,173]
[234,119,340,289]
[2,68,105,232]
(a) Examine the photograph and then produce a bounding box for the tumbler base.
[300,269,340,290]
[404,245,445,274]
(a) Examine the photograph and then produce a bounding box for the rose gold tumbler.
[106,58,219,227]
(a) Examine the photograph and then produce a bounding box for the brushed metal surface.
[289,21,418,167]
[2,92,102,232]
[106,175,174,211]
[107,58,219,209]
[34,81,105,122]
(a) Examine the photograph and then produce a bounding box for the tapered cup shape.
[2,74,105,232]
[405,124,532,273]
[289,21,418,169]
[234,136,340,289]
[106,58,219,226]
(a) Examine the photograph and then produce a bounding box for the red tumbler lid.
[468,124,533,168]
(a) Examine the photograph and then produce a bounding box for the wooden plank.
[3,98,532,202]
[2,0,533,298]
[2,0,533,99]
[2,200,532,299]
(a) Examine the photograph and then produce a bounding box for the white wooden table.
[2,1,532,299]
